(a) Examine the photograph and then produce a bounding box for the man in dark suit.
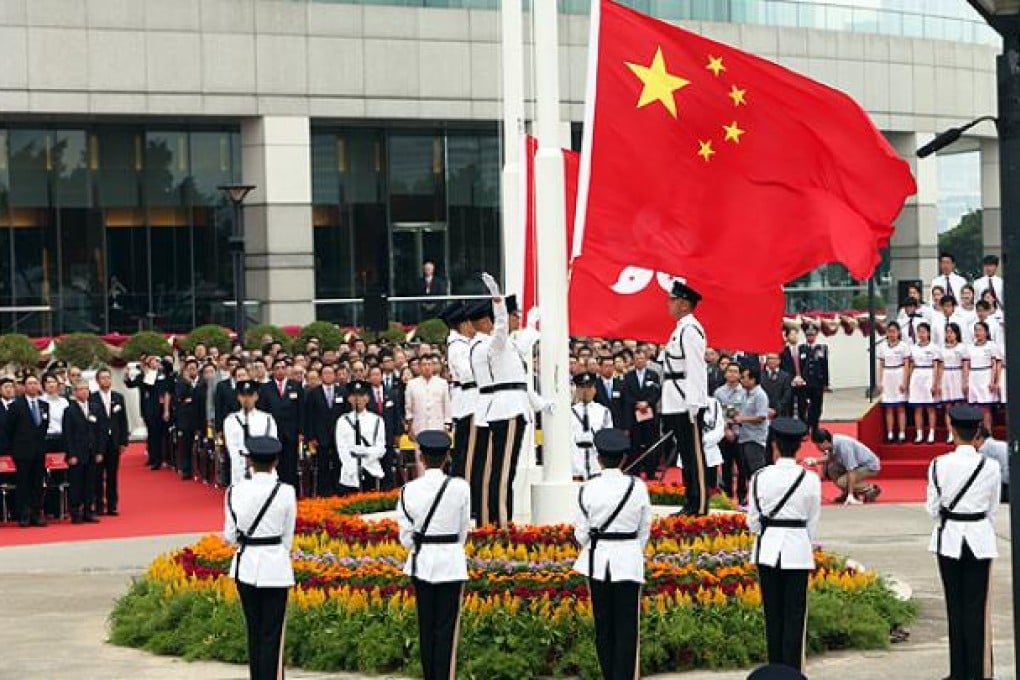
[90,367,129,516]
[7,374,50,527]
[621,349,662,477]
[760,353,794,419]
[418,260,448,319]
[174,358,202,480]
[779,327,804,420]
[367,365,404,488]
[63,379,99,523]
[257,358,304,489]
[304,365,348,496]
[124,355,170,470]
[796,326,830,433]
[594,356,623,426]
[214,365,246,433]
[0,376,15,454]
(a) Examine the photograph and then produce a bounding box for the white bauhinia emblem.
[609,267,684,295]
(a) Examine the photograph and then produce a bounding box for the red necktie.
[278,381,285,397]
[376,388,384,414]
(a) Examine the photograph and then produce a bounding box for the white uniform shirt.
[926,445,1001,559]
[224,409,278,486]
[484,298,531,422]
[660,314,708,414]
[511,327,547,412]
[447,332,476,420]
[699,397,726,468]
[910,342,942,369]
[468,332,493,428]
[224,471,296,587]
[570,400,613,479]
[335,409,386,488]
[973,274,1004,303]
[932,311,973,346]
[877,339,911,368]
[931,273,969,301]
[44,394,69,437]
[977,315,1004,346]
[896,311,926,344]
[398,469,471,583]
[573,468,652,583]
[979,437,1009,486]
[746,459,822,569]
[967,340,1002,371]
[404,376,452,435]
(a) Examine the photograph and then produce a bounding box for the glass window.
[388,133,446,224]
[447,132,501,296]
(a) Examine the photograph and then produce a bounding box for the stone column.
[240,116,316,326]
[886,131,939,290]
[981,137,1002,259]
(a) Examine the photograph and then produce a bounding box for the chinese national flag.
[576,0,916,290]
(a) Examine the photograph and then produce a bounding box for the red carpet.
[0,444,224,548]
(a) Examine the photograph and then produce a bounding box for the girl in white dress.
[906,323,942,444]
[940,322,967,443]
[877,322,911,442]
[966,320,1002,431]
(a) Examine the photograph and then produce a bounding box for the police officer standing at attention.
[747,417,821,674]
[571,372,613,481]
[795,326,829,434]
[398,430,471,680]
[927,405,1001,680]
[224,381,278,487]
[465,299,494,522]
[661,280,709,516]
[224,435,297,680]
[573,429,651,680]
[441,302,476,480]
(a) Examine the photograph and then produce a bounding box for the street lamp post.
[218,184,256,341]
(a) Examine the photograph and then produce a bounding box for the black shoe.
[30,516,48,527]
[84,513,100,523]
[71,514,84,525]
[107,508,119,516]
[18,518,30,528]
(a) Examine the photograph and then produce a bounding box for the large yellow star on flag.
[626,46,690,118]
[723,121,745,143]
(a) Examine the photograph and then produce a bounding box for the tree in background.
[939,209,983,280]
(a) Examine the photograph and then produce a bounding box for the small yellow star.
[706,55,726,77]
[729,85,747,106]
[697,140,715,162]
[625,46,691,118]
[723,121,745,143]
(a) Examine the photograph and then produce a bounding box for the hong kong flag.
[574,0,916,291]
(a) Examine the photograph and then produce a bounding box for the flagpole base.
[531,480,578,526]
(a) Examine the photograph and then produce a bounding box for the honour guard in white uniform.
[398,430,471,680]
[747,417,821,674]
[466,300,494,522]
[661,280,710,515]
[335,380,387,493]
[478,273,531,527]
[224,436,297,680]
[573,429,651,680]
[571,372,613,481]
[441,303,477,480]
[927,405,1001,680]
[223,380,278,487]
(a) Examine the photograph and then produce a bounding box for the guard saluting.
[927,405,1001,680]
[224,436,297,680]
[441,302,477,480]
[661,280,710,515]
[747,417,821,674]
[224,381,278,487]
[574,429,651,680]
[571,372,613,481]
[398,430,470,680]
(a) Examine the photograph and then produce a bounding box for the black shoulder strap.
[766,469,807,519]
[399,488,412,521]
[947,458,987,511]
[418,477,453,535]
[931,458,941,496]
[345,415,369,447]
[577,485,589,519]
[243,481,283,538]
[600,476,637,532]
[227,486,238,528]
[571,405,586,427]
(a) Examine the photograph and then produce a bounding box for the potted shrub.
[414,318,450,345]
[55,333,113,369]
[295,321,344,351]
[245,324,293,353]
[179,324,232,355]
[122,331,172,361]
[0,333,41,370]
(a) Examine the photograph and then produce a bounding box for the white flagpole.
[500,0,525,299]
[530,0,575,525]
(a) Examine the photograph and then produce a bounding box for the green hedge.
[0,333,40,369]
[295,322,345,352]
[54,333,112,369]
[244,324,293,353]
[180,325,232,354]
[122,331,171,361]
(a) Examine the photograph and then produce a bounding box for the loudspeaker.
[363,292,388,332]
[897,279,923,307]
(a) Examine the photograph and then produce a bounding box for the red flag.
[574,0,915,289]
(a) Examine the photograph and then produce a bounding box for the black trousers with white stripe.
[465,423,490,522]
[450,415,473,480]
[486,415,527,527]
[938,542,993,680]
[589,578,641,680]
[758,565,809,672]
[237,581,288,680]
[664,409,708,515]
[412,579,464,680]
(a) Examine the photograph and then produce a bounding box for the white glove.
[804,457,817,467]
[480,272,501,297]
[541,399,556,414]
[526,306,541,330]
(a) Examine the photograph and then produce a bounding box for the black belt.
[479,382,528,395]
[453,381,477,390]
[577,442,594,449]
[913,365,934,369]
[971,367,991,372]
[944,367,962,371]
[939,508,986,522]
[884,364,904,369]
[664,371,686,380]
[760,518,807,529]
[412,532,460,546]
[236,534,283,546]
[589,529,639,578]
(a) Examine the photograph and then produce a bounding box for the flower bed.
[110,489,915,678]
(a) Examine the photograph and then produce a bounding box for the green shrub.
[377,322,408,345]
[295,321,344,351]
[122,331,171,361]
[0,333,40,369]
[244,324,293,353]
[851,292,885,312]
[55,333,112,369]
[414,318,449,345]
[180,325,232,354]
